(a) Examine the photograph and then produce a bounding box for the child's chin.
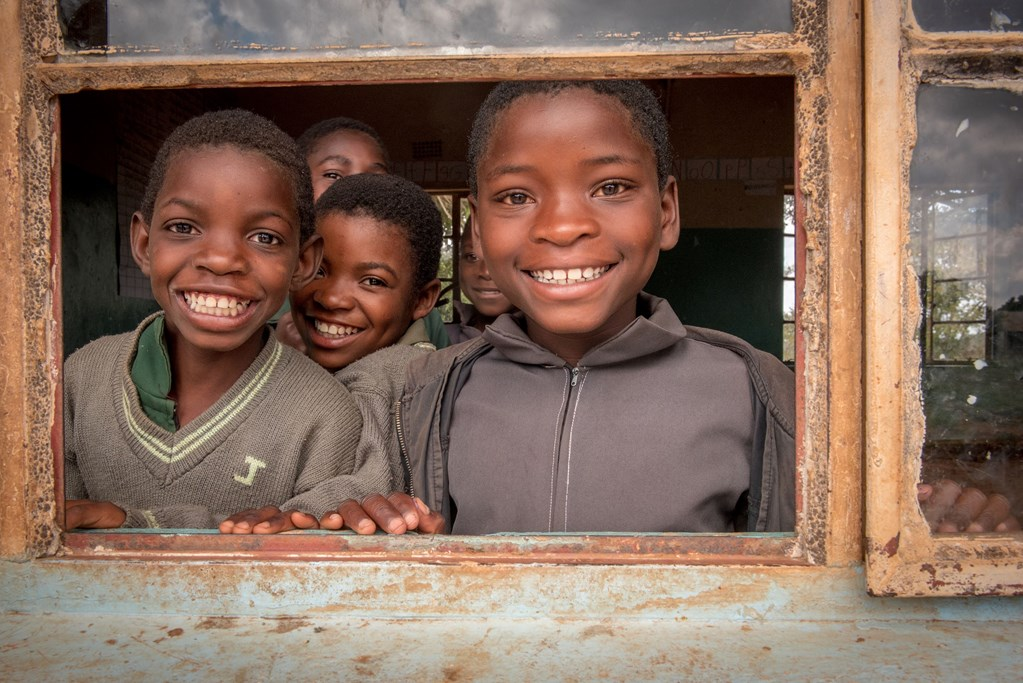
[310,347,356,373]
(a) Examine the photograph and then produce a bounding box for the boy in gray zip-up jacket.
[332,80,796,535]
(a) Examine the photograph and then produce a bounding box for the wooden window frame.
[1,0,864,577]
[863,1,1023,597]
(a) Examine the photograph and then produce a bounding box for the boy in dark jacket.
[321,80,796,535]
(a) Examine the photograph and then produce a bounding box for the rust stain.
[166,628,184,637]
[270,618,310,634]
[883,533,900,557]
[580,624,615,638]
[196,617,236,630]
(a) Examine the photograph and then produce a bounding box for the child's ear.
[129,212,153,276]
[410,278,442,321]
[291,234,323,291]
[658,176,681,251]
[468,198,481,244]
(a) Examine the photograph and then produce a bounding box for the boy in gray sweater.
[63,110,383,531]
[221,173,444,534]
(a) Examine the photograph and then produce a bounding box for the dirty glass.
[57,0,792,54]
[912,0,1023,32]
[909,85,1023,533]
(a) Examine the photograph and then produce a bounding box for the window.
[429,191,471,323]
[782,194,796,365]
[913,190,991,365]
[5,0,866,576]
[864,2,1023,596]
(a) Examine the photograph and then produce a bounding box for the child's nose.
[194,233,247,274]
[314,278,355,310]
[531,194,598,245]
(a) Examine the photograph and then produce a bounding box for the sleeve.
[62,354,87,501]
[117,504,217,529]
[271,379,383,519]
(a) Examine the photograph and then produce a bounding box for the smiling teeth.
[529,265,610,285]
[314,320,360,338]
[184,292,250,317]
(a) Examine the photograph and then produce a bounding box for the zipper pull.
[571,367,580,386]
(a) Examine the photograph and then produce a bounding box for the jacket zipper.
[394,399,415,498]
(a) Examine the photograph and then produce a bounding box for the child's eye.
[497,191,532,206]
[323,171,343,181]
[314,267,326,279]
[462,251,480,263]
[251,231,283,246]
[361,276,388,287]
[167,222,197,235]
[594,181,630,197]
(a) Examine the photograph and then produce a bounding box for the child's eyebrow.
[582,154,644,168]
[315,153,353,165]
[356,261,399,277]
[485,154,644,182]
[160,197,293,224]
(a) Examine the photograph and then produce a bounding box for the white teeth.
[529,265,610,285]
[314,320,360,338]
[183,292,250,317]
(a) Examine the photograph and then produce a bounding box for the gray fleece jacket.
[397,293,795,534]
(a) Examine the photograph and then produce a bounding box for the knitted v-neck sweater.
[63,314,374,529]
[333,318,435,492]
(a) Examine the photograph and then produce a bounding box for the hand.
[918,479,1020,533]
[65,499,127,529]
[295,492,445,535]
[219,505,302,534]
[274,312,306,353]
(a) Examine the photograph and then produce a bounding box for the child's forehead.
[167,144,284,178]
[480,90,649,169]
[310,129,383,155]
[319,210,408,245]
[499,88,631,130]
[161,145,299,213]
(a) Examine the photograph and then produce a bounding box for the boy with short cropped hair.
[333,80,797,535]
[63,109,382,531]
[276,115,450,351]
[220,173,444,534]
[445,219,517,345]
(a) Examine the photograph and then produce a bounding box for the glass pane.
[913,0,1023,32]
[911,85,1023,533]
[932,280,987,321]
[58,0,792,55]
[933,236,986,279]
[930,322,987,361]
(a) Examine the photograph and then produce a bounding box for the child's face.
[130,146,315,356]
[307,130,388,200]
[458,228,514,318]
[291,213,435,371]
[471,89,679,357]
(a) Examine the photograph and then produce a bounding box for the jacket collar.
[483,292,687,367]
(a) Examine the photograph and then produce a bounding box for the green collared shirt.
[129,315,177,432]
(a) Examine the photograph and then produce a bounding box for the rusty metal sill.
[62,530,805,565]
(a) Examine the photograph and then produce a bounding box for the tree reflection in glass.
[910,85,1023,533]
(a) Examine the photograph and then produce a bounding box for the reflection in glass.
[911,86,1023,533]
[58,0,792,55]
[913,0,1023,32]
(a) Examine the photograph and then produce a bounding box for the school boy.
[445,219,517,345]
[330,80,796,535]
[63,109,383,531]
[220,173,444,534]
[276,116,450,351]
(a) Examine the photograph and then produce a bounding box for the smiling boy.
[63,110,377,531]
[332,80,796,536]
